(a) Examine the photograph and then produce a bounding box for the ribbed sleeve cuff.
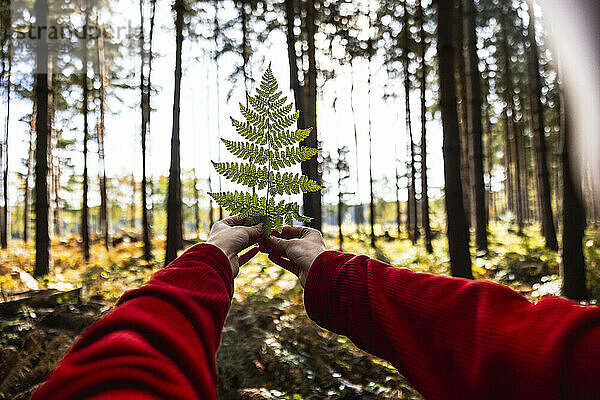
[304,250,355,330]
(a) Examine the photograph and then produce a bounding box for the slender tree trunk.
[526,5,558,250]
[482,69,494,222]
[48,59,61,238]
[349,63,362,233]
[24,100,36,242]
[130,173,136,228]
[559,80,587,300]
[502,110,513,214]
[205,59,214,230]
[139,0,153,261]
[500,13,524,234]
[367,17,375,249]
[454,0,471,229]
[34,0,50,277]
[1,38,10,249]
[436,0,473,279]
[403,0,418,243]
[81,12,90,261]
[47,56,55,237]
[301,0,322,230]
[193,167,200,239]
[165,0,185,265]
[337,159,344,251]
[97,22,109,250]
[418,0,432,253]
[53,155,60,236]
[145,0,156,233]
[463,0,487,252]
[395,136,402,236]
[213,1,223,220]
[285,0,304,129]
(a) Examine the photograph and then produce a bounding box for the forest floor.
[1,223,600,399]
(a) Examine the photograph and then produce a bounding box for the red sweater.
[32,244,600,399]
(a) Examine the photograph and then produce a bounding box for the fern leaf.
[221,139,269,165]
[269,146,319,170]
[231,118,267,145]
[211,65,321,233]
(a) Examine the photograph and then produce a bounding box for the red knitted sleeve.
[31,243,233,400]
[304,251,600,400]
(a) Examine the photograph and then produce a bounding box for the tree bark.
[558,64,587,301]
[349,63,362,233]
[139,0,154,261]
[165,0,185,266]
[1,37,10,249]
[500,11,524,234]
[97,20,109,250]
[463,0,487,252]
[418,0,432,253]
[81,11,90,261]
[214,1,223,220]
[454,0,471,229]
[526,4,558,250]
[403,0,418,244]
[301,0,322,230]
[34,0,50,277]
[436,0,473,279]
[482,68,494,222]
[367,14,375,249]
[24,100,36,242]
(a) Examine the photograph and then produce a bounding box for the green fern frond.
[211,65,320,233]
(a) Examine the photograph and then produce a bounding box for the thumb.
[264,234,290,256]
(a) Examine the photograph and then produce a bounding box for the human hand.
[260,226,327,287]
[205,216,262,277]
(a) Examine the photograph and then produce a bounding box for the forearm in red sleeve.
[31,243,233,400]
[304,251,600,400]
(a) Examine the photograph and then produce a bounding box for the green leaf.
[211,65,321,234]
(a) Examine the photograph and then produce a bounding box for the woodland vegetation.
[1,0,599,398]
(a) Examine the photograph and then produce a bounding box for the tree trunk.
[367,16,375,249]
[526,5,558,250]
[34,0,50,277]
[482,69,494,222]
[48,59,61,239]
[558,66,587,301]
[1,38,10,249]
[502,110,513,214]
[165,0,185,266]
[436,0,473,279]
[500,13,524,234]
[81,12,90,261]
[139,0,154,261]
[97,21,109,250]
[395,138,402,236]
[130,173,136,229]
[349,63,363,233]
[418,0,432,253]
[205,58,214,230]
[403,0,418,244]
[454,0,471,229]
[24,100,36,242]
[301,0,322,230]
[214,1,223,221]
[463,0,487,252]
[337,159,344,251]
[193,167,200,239]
